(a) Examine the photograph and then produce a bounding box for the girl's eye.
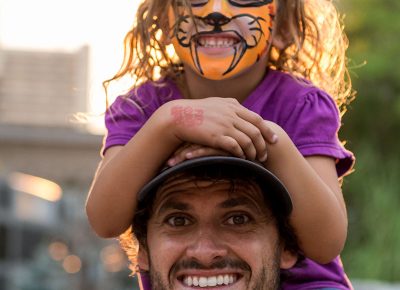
[228,0,273,7]
[226,214,250,225]
[190,0,208,7]
[187,0,273,8]
[167,216,192,227]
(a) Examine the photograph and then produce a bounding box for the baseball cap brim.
[137,156,292,216]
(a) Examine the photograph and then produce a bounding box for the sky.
[0,0,140,133]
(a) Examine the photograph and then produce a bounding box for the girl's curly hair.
[104,0,354,114]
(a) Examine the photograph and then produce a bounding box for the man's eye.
[167,216,191,227]
[226,214,250,225]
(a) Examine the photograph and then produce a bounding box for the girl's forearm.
[264,121,348,263]
[86,102,181,238]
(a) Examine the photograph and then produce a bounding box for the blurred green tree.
[338,0,400,282]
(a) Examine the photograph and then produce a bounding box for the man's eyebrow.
[157,199,191,215]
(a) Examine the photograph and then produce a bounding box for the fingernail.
[260,152,268,162]
[168,159,175,166]
[271,134,278,143]
[186,152,193,158]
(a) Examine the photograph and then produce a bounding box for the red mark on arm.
[171,106,204,127]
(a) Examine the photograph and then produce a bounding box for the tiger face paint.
[169,0,276,80]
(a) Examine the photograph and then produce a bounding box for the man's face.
[139,177,296,290]
[168,0,276,80]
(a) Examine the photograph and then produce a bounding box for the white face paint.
[169,0,276,80]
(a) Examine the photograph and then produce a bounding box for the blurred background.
[339,0,400,286]
[0,0,398,289]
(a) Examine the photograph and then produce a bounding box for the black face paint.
[228,0,273,8]
[173,15,191,46]
[223,14,266,75]
[173,13,266,75]
[188,0,273,8]
[170,0,276,79]
[203,12,230,31]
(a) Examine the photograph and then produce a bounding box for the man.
[126,156,299,290]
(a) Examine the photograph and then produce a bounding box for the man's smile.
[174,264,246,289]
[179,273,240,287]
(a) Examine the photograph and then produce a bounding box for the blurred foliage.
[337,0,400,282]
[12,241,138,290]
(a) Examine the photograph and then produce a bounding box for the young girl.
[86,0,355,289]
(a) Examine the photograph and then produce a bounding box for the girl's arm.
[264,121,347,263]
[86,97,277,238]
[86,108,181,238]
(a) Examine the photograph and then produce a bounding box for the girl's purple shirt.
[104,69,354,290]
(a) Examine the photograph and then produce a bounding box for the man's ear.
[138,246,150,271]
[280,248,298,270]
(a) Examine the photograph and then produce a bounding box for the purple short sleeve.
[102,80,181,155]
[283,90,354,177]
[103,95,148,155]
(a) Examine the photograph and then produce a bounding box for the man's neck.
[182,57,268,103]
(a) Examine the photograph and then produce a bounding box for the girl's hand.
[167,143,230,166]
[166,97,278,161]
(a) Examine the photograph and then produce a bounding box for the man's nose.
[185,228,228,265]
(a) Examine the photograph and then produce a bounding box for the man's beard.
[147,249,281,290]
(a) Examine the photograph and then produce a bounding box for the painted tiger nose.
[203,12,230,27]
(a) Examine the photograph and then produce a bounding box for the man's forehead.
[152,173,267,211]
[157,172,263,195]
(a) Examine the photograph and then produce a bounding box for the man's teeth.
[183,274,236,287]
[198,37,237,48]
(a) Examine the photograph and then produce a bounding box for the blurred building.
[0,46,89,127]
[0,47,135,290]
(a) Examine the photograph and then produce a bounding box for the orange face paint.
[169,0,276,80]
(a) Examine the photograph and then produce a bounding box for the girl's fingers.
[216,136,246,159]
[185,147,229,159]
[168,144,231,166]
[172,147,230,165]
[167,98,277,163]
[167,143,201,166]
[233,121,268,162]
[259,122,278,144]
[173,144,203,164]
[237,108,278,144]
[229,129,258,160]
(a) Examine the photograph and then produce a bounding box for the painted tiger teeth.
[183,274,237,287]
[198,37,237,48]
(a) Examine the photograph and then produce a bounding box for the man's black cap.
[138,156,292,216]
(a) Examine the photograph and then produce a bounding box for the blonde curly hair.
[104,0,354,113]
